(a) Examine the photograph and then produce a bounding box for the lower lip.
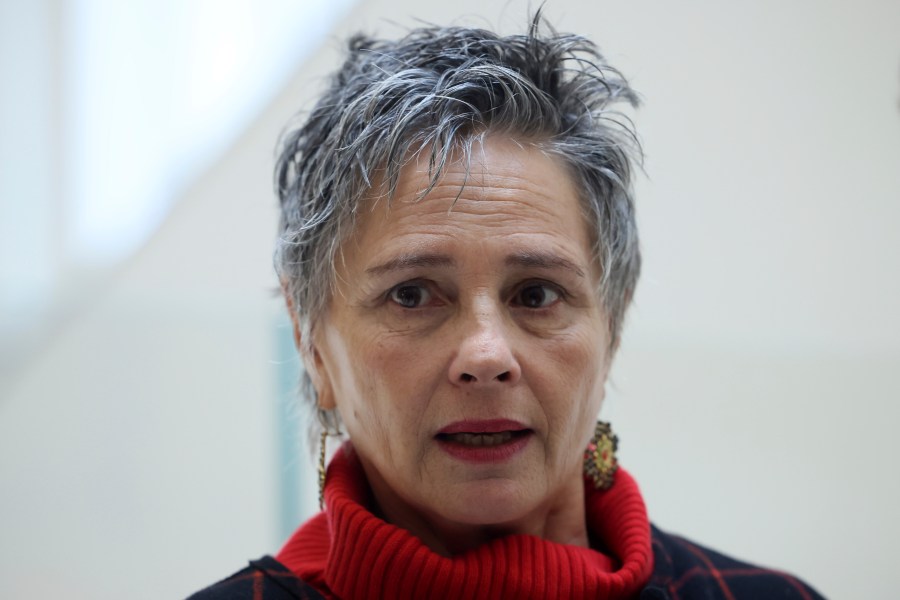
[436,432,532,463]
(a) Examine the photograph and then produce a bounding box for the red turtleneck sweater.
[277,447,654,600]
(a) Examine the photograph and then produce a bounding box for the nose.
[447,305,522,387]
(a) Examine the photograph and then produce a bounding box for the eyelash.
[511,282,564,309]
[387,281,436,309]
[384,280,566,310]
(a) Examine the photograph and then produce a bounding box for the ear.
[281,282,337,411]
[281,283,304,352]
[304,345,336,411]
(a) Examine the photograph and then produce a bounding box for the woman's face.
[309,136,612,539]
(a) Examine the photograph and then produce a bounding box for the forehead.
[343,136,594,267]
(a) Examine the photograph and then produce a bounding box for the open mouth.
[435,428,533,462]
[435,419,534,462]
[436,430,531,447]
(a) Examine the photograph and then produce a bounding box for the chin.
[436,478,539,526]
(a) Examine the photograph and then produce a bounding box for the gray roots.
[274,16,642,438]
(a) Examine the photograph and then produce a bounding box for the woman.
[191,16,825,600]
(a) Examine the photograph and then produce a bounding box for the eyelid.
[509,280,567,307]
[385,279,442,308]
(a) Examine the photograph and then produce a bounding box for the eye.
[514,283,561,309]
[388,283,433,308]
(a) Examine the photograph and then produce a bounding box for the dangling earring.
[318,427,343,510]
[584,421,619,490]
[318,429,329,510]
[317,408,341,511]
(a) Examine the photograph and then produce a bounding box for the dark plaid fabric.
[187,525,825,599]
[642,525,825,600]
[187,557,325,600]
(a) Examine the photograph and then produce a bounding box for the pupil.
[523,286,545,307]
[397,286,421,307]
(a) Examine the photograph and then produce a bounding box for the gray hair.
[274,15,642,437]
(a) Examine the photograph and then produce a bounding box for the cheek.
[535,327,609,444]
[321,326,381,429]
[543,327,608,392]
[338,331,437,445]
[370,334,445,424]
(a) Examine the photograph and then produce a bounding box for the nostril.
[461,373,476,383]
[496,371,510,382]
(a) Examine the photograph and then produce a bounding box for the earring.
[584,421,619,490]
[318,429,328,510]
[316,408,341,511]
[317,427,342,510]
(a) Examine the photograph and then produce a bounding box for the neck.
[365,460,591,556]
[277,446,656,600]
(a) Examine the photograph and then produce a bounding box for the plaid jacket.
[187,525,826,599]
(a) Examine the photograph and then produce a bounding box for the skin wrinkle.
[363,251,586,301]
[364,158,597,293]
[276,22,640,369]
[310,136,612,556]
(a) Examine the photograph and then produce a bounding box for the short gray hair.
[274,15,641,436]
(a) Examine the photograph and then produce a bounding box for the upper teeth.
[446,432,514,446]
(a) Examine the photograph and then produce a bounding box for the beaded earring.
[583,421,619,490]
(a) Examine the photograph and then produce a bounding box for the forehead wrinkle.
[391,147,572,207]
[410,171,563,203]
[383,183,567,229]
[350,136,595,276]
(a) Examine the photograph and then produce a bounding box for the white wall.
[2,1,898,598]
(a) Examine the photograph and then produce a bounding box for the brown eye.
[389,284,431,308]
[515,284,561,308]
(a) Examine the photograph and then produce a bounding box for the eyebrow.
[505,251,586,278]
[365,250,585,278]
[365,253,456,276]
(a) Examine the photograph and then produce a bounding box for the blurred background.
[1,0,898,598]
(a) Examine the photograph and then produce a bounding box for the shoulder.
[186,556,325,600]
[644,525,827,600]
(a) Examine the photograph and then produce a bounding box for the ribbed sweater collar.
[278,445,653,599]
